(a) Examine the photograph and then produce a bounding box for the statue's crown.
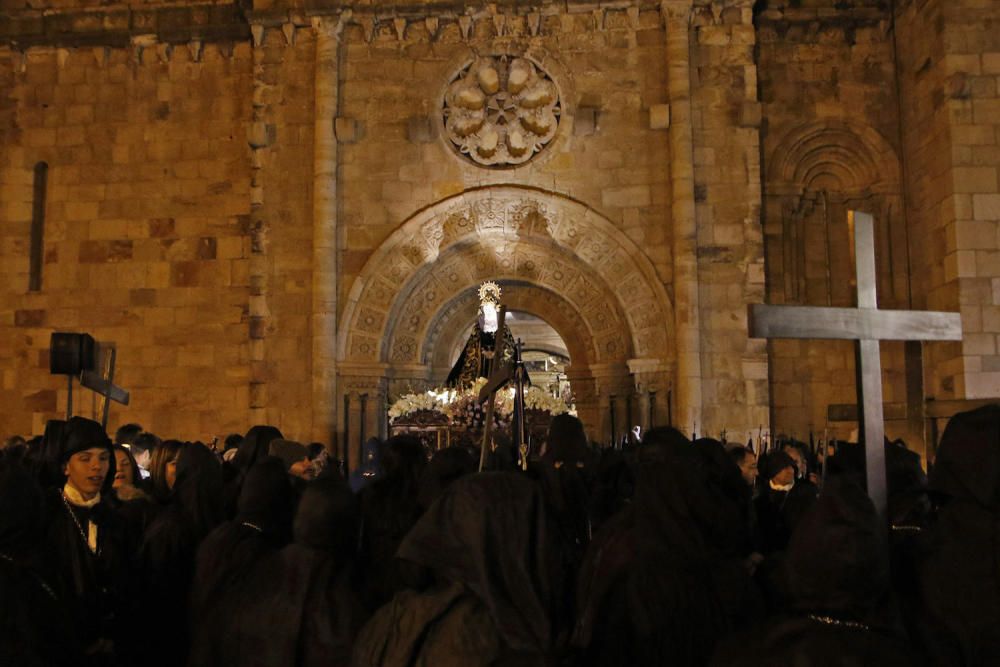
[478,281,501,306]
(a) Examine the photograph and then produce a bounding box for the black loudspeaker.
[50,332,96,376]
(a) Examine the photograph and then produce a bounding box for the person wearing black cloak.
[357,435,428,613]
[416,446,477,511]
[188,457,297,666]
[217,477,364,667]
[0,452,77,666]
[41,416,129,666]
[352,472,574,667]
[530,414,595,579]
[135,441,223,667]
[32,418,67,488]
[710,478,916,666]
[754,450,817,556]
[573,428,760,667]
[914,404,1000,666]
[223,424,284,516]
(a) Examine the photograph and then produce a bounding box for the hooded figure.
[189,457,298,666]
[915,404,1000,666]
[353,472,572,667]
[136,442,223,667]
[33,418,67,488]
[754,450,817,555]
[711,479,915,666]
[532,414,594,581]
[350,437,383,494]
[224,425,284,516]
[417,446,476,511]
[41,416,127,663]
[222,477,364,667]
[357,435,427,611]
[574,428,759,667]
[0,453,77,666]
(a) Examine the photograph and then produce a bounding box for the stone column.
[248,25,273,426]
[628,358,672,432]
[565,367,599,442]
[339,362,387,469]
[312,13,349,447]
[589,363,633,445]
[662,1,703,435]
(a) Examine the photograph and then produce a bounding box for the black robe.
[41,489,129,663]
[208,477,363,667]
[711,479,916,666]
[914,404,1000,666]
[353,472,573,666]
[357,436,428,613]
[573,430,760,667]
[188,457,297,666]
[137,443,223,667]
[0,457,77,666]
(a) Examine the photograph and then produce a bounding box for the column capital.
[312,11,352,39]
[660,0,694,24]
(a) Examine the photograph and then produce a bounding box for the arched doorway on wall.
[336,186,675,468]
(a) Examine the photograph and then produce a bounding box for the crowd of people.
[1,406,998,666]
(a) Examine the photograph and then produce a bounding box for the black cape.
[353,472,573,666]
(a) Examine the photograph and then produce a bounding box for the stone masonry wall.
[0,42,254,439]
[244,27,317,437]
[690,2,770,439]
[336,8,673,297]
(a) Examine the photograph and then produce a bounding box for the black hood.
[293,476,358,557]
[237,456,296,538]
[234,425,283,472]
[398,472,570,654]
[931,404,1000,510]
[783,478,888,619]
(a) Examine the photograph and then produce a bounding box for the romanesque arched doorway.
[337,186,674,466]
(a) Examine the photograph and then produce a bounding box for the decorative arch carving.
[763,119,906,308]
[423,282,602,373]
[339,186,674,367]
[767,119,901,195]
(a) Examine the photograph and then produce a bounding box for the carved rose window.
[443,55,561,167]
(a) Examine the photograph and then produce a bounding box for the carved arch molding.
[764,119,907,308]
[340,187,674,376]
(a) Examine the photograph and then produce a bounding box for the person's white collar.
[769,478,794,492]
[63,482,100,508]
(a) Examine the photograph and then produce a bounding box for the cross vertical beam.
[851,212,887,521]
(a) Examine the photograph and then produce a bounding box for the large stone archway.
[337,186,674,465]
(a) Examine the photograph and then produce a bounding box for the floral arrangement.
[389,378,573,425]
[387,391,446,421]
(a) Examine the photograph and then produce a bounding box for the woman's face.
[113,450,133,489]
[65,447,111,500]
[166,457,178,490]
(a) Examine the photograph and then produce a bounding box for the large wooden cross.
[748,211,962,518]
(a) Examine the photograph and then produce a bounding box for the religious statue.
[446,282,517,390]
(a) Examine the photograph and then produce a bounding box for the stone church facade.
[1,0,997,465]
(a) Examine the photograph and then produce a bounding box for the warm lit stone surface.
[0,0,997,460]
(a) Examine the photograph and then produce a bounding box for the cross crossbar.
[748,306,962,342]
[79,345,130,429]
